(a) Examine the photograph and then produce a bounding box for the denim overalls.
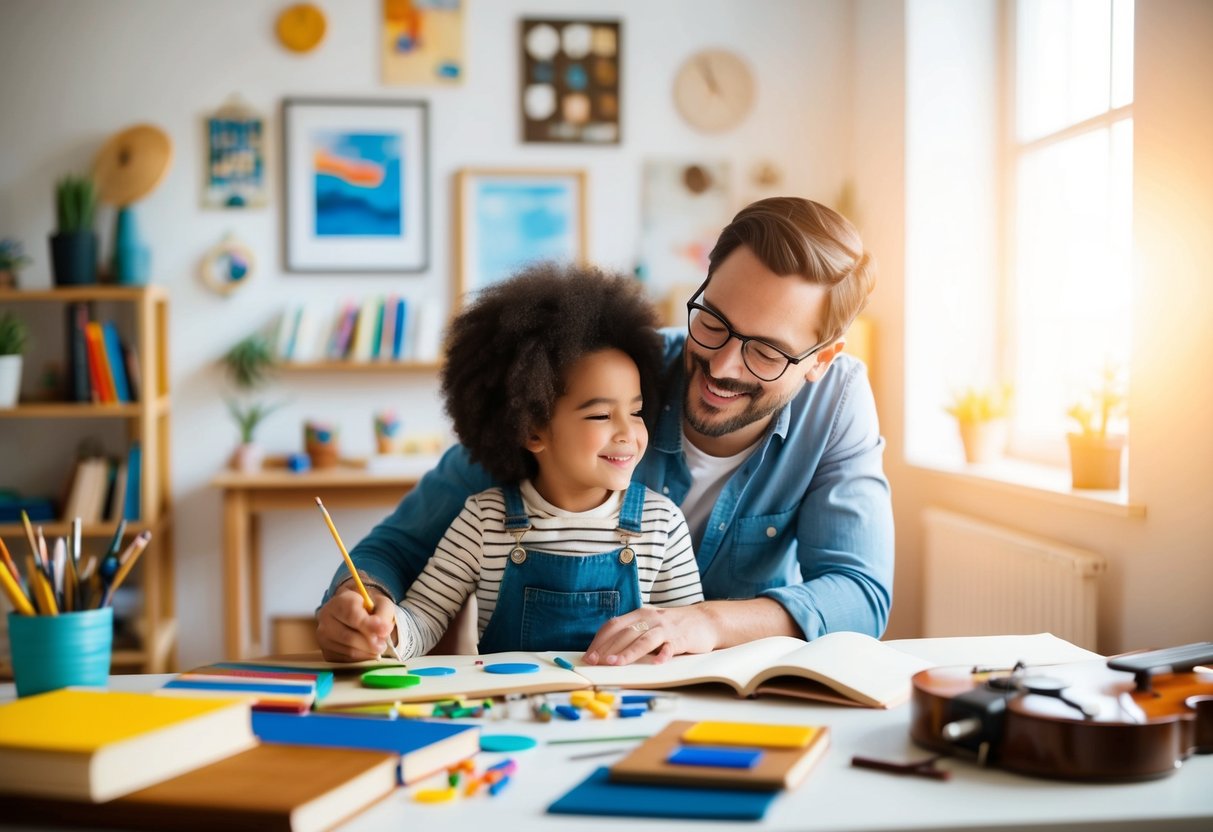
[477,482,646,653]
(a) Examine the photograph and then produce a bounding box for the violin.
[910,642,1213,781]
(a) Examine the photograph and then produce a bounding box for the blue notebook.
[251,711,479,784]
[547,767,779,821]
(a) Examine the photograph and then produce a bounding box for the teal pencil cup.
[8,607,113,698]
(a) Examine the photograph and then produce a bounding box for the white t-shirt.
[680,427,759,549]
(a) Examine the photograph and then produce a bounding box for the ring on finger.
[630,620,651,633]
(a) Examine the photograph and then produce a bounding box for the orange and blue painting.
[312,132,403,237]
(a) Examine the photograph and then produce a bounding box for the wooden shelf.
[0,286,167,303]
[275,360,440,373]
[0,395,170,419]
[0,286,176,674]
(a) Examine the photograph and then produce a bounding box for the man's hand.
[582,605,720,666]
[316,585,397,662]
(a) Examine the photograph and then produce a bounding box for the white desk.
[3,674,1210,832]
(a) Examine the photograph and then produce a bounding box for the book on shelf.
[121,340,143,401]
[301,631,1101,711]
[609,719,830,791]
[61,455,110,523]
[101,320,132,402]
[123,440,142,520]
[0,743,398,832]
[0,689,256,802]
[250,710,479,785]
[64,301,93,402]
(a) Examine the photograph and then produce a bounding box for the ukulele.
[909,642,1213,781]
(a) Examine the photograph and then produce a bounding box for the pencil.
[19,510,40,565]
[314,497,405,663]
[0,536,21,585]
[0,555,35,615]
[101,531,152,607]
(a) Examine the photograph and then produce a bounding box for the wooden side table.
[210,457,436,659]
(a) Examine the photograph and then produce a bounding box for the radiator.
[922,508,1106,651]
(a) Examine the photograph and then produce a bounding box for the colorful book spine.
[102,321,132,402]
[123,442,142,521]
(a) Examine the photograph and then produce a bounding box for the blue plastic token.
[410,666,456,676]
[480,734,538,753]
[483,662,540,675]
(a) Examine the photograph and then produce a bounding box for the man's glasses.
[686,281,828,382]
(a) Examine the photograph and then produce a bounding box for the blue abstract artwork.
[312,132,403,237]
[474,181,577,287]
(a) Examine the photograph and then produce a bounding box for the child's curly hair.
[441,262,663,483]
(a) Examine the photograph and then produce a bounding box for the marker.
[553,655,575,671]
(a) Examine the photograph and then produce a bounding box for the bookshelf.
[0,286,176,674]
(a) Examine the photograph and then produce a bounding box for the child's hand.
[316,585,398,662]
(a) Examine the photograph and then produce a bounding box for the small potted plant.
[0,312,30,408]
[945,384,1013,464]
[222,332,279,472]
[49,175,99,285]
[0,238,31,290]
[1066,366,1127,490]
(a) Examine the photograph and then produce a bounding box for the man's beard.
[683,353,794,438]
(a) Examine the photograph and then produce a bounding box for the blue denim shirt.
[326,330,894,639]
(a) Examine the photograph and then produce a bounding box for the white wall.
[855,0,1213,652]
[0,0,856,667]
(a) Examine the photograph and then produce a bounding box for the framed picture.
[381,0,464,85]
[638,159,733,291]
[454,168,587,305]
[204,96,267,209]
[282,98,429,272]
[519,18,621,144]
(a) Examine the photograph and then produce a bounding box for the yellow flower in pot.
[945,384,1013,464]
[1066,366,1127,490]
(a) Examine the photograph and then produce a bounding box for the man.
[317,196,893,665]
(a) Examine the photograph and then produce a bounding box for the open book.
[314,632,921,709]
[270,631,1103,711]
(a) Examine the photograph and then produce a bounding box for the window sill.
[906,455,1145,518]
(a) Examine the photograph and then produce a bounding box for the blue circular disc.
[480,734,538,753]
[483,662,540,675]
[410,666,456,676]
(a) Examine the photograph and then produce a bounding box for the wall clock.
[672,48,755,134]
[276,3,327,53]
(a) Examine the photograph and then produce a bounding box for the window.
[1005,0,1134,462]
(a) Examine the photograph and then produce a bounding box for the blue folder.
[547,767,779,821]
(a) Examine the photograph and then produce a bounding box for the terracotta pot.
[1067,432,1126,490]
[958,418,1007,464]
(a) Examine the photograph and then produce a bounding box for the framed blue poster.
[454,168,587,306]
[282,98,429,272]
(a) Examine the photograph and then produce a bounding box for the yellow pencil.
[314,497,405,663]
[26,555,58,616]
[0,556,35,615]
[19,510,40,564]
[0,536,22,586]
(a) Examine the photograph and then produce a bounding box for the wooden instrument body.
[910,659,1213,782]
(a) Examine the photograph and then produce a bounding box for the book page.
[568,636,809,692]
[883,632,1104,668]
[754,631,934,707]
[319,651,588,707]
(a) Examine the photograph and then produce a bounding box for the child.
[387,264,704,658]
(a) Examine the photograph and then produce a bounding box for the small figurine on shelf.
[0,238,31,289]
[305,420,340,469]
[373,409,402,454]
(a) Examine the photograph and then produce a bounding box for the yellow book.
[0,689,256,802]
[682,721,818,749]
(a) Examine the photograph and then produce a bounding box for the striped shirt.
[394,480,702,658]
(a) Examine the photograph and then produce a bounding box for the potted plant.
[222,332,279,472]
[0,312,29,408]
[49,175,99,285]
[0,238,31,290]
[1066,366,1127,490]
[945,384,1013,464]
[226,400,282,472]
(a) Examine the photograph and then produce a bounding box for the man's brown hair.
[707,197,875,346]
